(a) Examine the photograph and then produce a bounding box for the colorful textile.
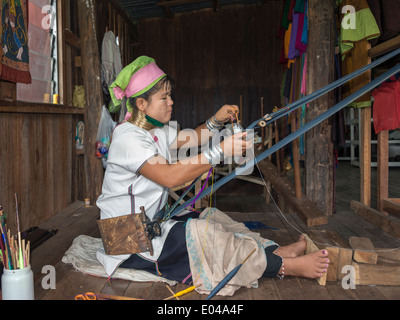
[372,79,400,134]
[294,0,305,13]
[339,0,380,57]
[301,0,308,45]
[186,208,277,297]
[284,23,296,67]
[109,56,166,113]
[288,11,301,60]
[0,0,31,84]
[295,11,307,54]
[339,0,380,108]
[281,0,293,30]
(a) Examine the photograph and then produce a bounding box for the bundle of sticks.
[0,194,30,270]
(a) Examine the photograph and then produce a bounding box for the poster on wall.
[1,0,32,84]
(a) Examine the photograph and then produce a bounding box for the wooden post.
[377,130,389,214]
[360,107,371,207]
[260,97,265,146]
[359,43,372,207]
[77,0,105,202]
[305,0,336,216]
[291,111,302,199]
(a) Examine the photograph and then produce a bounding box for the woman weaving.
[96,56,329,296]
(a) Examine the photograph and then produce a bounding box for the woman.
[96,56,329,296]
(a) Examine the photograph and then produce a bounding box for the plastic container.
[1,265,35,300]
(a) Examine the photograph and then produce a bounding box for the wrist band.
[212,115,224,126]
[206,116,223,133]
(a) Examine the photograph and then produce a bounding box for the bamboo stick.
[96,293,143,301]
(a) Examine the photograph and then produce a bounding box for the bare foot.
[274,235,306,258]
[279,249,329,279]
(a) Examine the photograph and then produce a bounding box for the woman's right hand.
[220,131,252,159]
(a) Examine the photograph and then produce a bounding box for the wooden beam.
[258,159,328,226]
[382,198,400,219]
[351,200,400,239]
[370,35,400,58]
[77,0,105,202]
[64,29,81,49]
[0,101,84,115]
[349,236,378,265]
[377,247,400,264]
[158,0,210,7]
[352,261,400,286]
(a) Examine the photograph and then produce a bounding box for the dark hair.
[129,75,175,108]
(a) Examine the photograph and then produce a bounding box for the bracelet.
[277,257,285,280]
[206,117,223,133]
[211,115,224,126]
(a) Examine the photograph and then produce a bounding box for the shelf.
[340,108,400,167]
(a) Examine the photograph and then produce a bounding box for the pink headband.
[113,62,166,100]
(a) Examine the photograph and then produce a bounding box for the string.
[254,161,400,253]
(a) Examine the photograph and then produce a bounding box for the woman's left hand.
[214,104,239,123]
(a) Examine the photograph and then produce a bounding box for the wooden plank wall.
[134,2,284,129]
[0,109,83,234]
[96,0,136,67]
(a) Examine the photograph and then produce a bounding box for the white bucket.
[1,265,35,300]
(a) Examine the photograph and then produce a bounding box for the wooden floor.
[7,161,400,301]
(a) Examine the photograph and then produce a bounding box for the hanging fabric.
[372,79,400,134]
[339,0,381,108]
[101,31,124,120]
[0,0,31,84]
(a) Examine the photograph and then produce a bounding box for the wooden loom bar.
[258,159,328,227]
[351,200,400,239]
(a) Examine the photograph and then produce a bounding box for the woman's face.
[143,83,174,124]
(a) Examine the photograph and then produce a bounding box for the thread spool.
[53,94,59,104]
[258,120,267,127]
[43,93,50,103]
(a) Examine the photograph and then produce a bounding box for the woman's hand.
[214,104,239,124]
[220,131,252,158]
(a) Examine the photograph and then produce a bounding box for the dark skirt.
[120,212,282,284]
[120,212,199,285]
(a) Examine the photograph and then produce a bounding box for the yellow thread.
[164,285,197,300]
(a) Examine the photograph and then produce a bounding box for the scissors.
[75,292,97,300]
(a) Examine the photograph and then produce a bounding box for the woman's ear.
[136,98,147,113]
